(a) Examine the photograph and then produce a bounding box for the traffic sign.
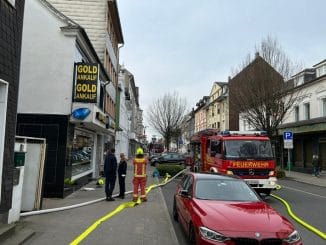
[284,140,293,149]
[283,131,293,149]
[283,131,293,140]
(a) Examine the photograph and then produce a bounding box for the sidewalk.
[283,170,326,187]
[7,163,325,244]
[13,161,179,245]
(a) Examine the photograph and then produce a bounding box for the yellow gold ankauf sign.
[73,63,99,103]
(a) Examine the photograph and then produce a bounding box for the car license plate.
[246,180,259,185]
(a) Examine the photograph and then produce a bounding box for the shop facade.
[17,0,115,197]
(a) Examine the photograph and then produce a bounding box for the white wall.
[18,0,75,115]
[115,76,130,159]
[8,167,24,224]
[282,78,326,124]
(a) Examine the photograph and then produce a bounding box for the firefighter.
[132,147,147,202]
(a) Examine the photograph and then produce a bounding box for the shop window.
[71,130,94,177]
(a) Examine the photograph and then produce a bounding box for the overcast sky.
[117,0,326,137]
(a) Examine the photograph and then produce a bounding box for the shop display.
[71,130,94,176]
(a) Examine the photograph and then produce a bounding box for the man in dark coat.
[104,148,117,201]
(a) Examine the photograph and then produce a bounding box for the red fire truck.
[189,129,277,195]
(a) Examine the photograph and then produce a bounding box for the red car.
[173,172,302,245]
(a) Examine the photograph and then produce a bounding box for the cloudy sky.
[117,0,326,137]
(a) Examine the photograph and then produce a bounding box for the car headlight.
[283,230,301,244]
[199,226,230,242]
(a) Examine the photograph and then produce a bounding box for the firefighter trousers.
[133,177,146,200]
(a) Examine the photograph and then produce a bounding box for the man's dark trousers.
[118,175,125,197]
[105,175,116,197]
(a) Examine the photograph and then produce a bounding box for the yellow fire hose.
[70,173,175,245]
[272,185,326,240]
[70,173,325,244]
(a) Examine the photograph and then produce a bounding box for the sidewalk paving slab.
[18,162,179,245]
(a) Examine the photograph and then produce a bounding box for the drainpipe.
[115,44,124,152]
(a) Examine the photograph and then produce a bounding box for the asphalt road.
[161,177,326,245]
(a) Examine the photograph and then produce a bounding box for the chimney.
[255,52,260,58]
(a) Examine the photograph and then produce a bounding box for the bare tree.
[147,92,187,151]
[230,36,301,137]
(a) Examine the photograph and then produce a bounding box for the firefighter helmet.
[136,147,144,155]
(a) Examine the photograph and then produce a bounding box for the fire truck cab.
[190,130,277,195]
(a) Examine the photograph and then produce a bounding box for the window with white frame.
[294,106,299,122]
[322,98,326,117]
[316,64,326,78]
[294,76,304,87]
[304,103,310,120]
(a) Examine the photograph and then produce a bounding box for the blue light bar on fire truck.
[220,130,267,136]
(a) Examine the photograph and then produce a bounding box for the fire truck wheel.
[258,190,271,196]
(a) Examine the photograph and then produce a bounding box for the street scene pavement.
[4,164,323,245]
[15,162,178,245]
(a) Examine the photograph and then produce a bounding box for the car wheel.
[188,223,196,245]
[264,190,272,196]
[172,198,178,222]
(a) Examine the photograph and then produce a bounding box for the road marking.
[69,173,177,245]
[281,185,326,199]
[272,188,326,240]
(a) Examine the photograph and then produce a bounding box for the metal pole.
[287,149,291,176]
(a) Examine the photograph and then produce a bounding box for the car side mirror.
[179,189,190,198]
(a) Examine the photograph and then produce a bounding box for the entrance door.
[319,143,326,171]
[18,137,46,211]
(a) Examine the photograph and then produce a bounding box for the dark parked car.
[150,152,186,166]
[148,152,163,162]
[173,172,302,245]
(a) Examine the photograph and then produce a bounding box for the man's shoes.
[117,195,125,199]
[141,197,147,202]
[132,197,138,202]
[106,197,115,201]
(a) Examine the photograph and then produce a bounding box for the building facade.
[115,67,131,159]
[278,59,326,173]
[118,67,144,158]
[17,0,112,197]
[181,110,195,152]
[47,0,124,144]
[207,82,229,131]
[0,0,25,224]
[229,54,283,132]
[194,96,209,133]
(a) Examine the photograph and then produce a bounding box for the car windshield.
[224,139,273,159]
[195,179,260,201]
